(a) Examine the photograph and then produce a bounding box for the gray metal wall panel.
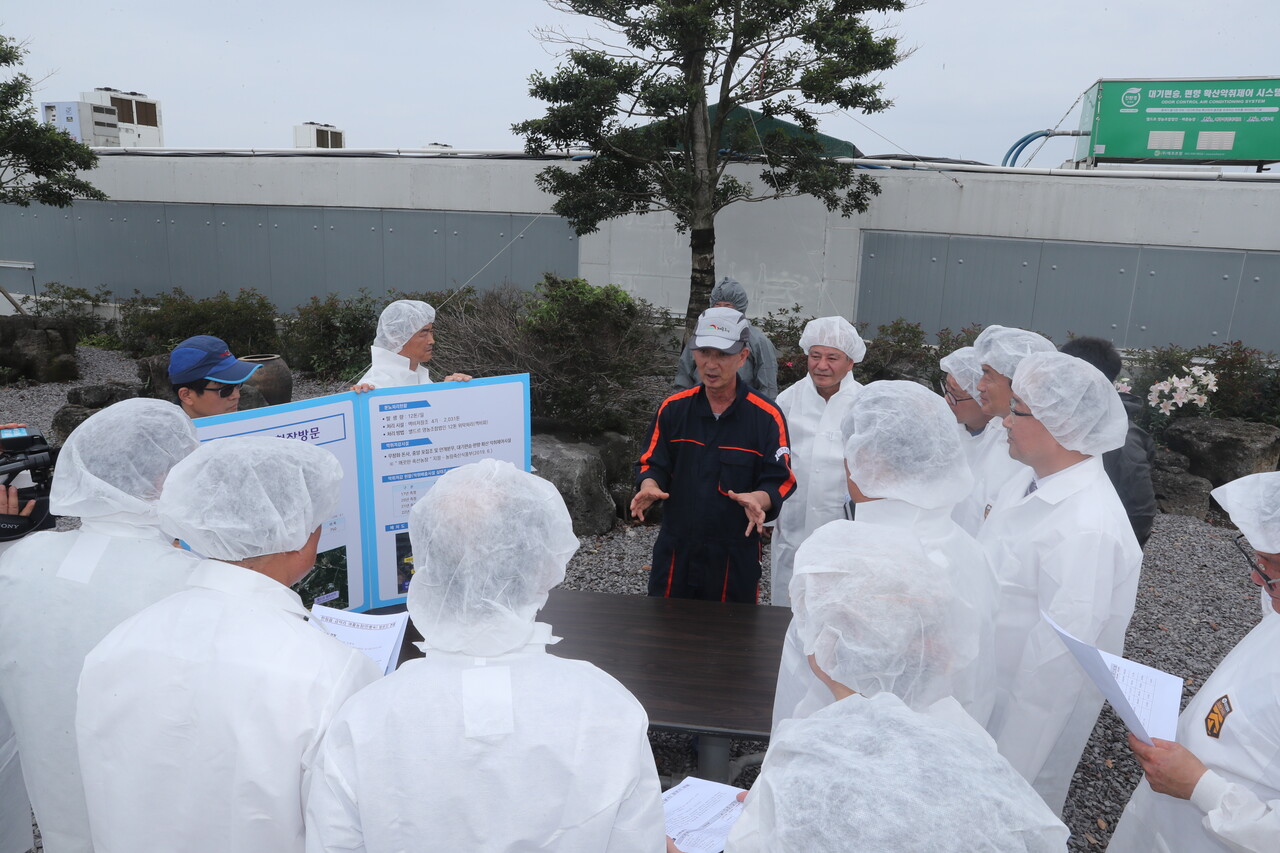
[163,204,221,296]
[1127,247,1243,349]
[939,236,1042,332]
[72,203,136,293]
[323,208,384,304]
[1030,242,1139,345]
[1228,252,1280,346]
[504,214,578,287]
[444,212,512,290]
[266,207,327,309]
[381,210,446,295]
[108,202,170,295]
[856,231,949,331]
[212,206,273,302]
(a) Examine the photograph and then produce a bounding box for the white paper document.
[1042,610,1183,743]
[663,776,746,853]
[311,605,409,675]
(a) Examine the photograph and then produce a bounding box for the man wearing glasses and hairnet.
[720,521,1067,853]
[352,299,472,391]
[978,351,1142,815]
[305,460,665,852]
[1109,472,1280,852]
[76,438,380,853]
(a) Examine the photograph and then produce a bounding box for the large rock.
[0,316,78,383]
[136,354,173,400]
[1150,447,1213,519]
[67,382,139,409]
[50,404,95,444]
[530,434,615,536]
[1164,417,1280,487]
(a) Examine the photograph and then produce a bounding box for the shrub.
[118,287,280,357]
[855,318,939,386]
[281,289,382,381]
[755,304,813,389]
[1128,340,1280,433]
[29,282,118,342]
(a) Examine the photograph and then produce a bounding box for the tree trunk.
[683,51,717,341]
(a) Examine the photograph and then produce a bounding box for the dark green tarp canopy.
[709,105,862,158]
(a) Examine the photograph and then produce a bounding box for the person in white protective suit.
[978,350,1142,815]
[959,326,1056,534]
[305,458,666,853]
[352,298,472,391]
[1108,471,1280,853]
[770,519,980,733]
[0,399,202,853]
[941,345,1005,533]
[76,437,380,853]
[838,380,997,725]
[726,519,1067,853]
[769,316,866,606]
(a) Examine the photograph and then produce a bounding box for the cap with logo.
[167,335,262,386]
[692,307,750,354]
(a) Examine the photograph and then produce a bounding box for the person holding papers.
[0,400,201,853]
[305,459,665,853]
[725,520,1067,853]
[76,437,380,853]
[1109,471,1280,853]
[351,299,472,391]
[978,351,1141,815]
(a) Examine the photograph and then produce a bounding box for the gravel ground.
[7,348,1262,851]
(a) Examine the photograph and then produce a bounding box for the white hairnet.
[1213,472,1280,553]
[158,436,342,561]
[1012,351,1128,457]
[755,694,1069,852]
[973,324,1055,379]
[407,459,580,657]
[50,398,200,525]
[791,521,967,709]
[708,277,748,312]
[939,346,983,399]
[798,316,866,363]
[839,381,974,509]
[373,299,437,353]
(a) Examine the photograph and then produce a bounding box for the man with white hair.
[352,298,471,390]
[1109,471,1280,853]
[978,351,1142,815]
[728,521,1068,853]
[770,316,865,606]
[0,400,202,853]
[76,438,380,853]
[305,459,665,852]
[962,325,1056,533]
[673,277,778,398]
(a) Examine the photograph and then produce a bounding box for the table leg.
[697,734,732,783]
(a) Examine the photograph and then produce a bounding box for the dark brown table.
[380,588,793,781]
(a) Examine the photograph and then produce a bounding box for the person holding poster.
[76,437,380,853]
[305,460,665,853]
[1109,472,1280,853]
[352,299,471,390]
[632,307,794,604]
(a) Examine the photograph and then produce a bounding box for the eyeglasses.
[200,382,241,398]
[1007,398,1035,417]
[938,380,973,404]
[1234,534,1280,589]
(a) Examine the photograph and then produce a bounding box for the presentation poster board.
[194,375,531,611]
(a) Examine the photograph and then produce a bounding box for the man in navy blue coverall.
[631,307,794,604]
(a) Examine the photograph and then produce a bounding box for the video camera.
[0,427,59,542]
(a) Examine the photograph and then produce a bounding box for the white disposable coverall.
[0,538,32,853]
[771,500,998,731]
[1108,612,1280,853]
[770,372,861,605]
[978,456,1142,815]
[0,521,199,853]
[355,345,432,389]
[953,417,1028,535]
[304,623,665,853]
[76,559,380,853]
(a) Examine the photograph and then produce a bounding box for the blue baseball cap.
[168,336,261,385]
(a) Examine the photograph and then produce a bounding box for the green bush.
[755,304,813,389]
[118,287,280,357]
[281,290,382,381]
[30,282,117,342]
[1128,340,1280,434]
[855,318,939,386]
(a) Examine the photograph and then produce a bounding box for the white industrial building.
[40,88,163,148]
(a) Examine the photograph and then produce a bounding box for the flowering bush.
[1147,367,1217,416]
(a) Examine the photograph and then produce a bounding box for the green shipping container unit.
[1074,77,1280,167]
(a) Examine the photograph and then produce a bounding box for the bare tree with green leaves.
[1,33,106,208]
[514,0,904,336]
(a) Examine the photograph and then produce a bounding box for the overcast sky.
[7,1,1275,166]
